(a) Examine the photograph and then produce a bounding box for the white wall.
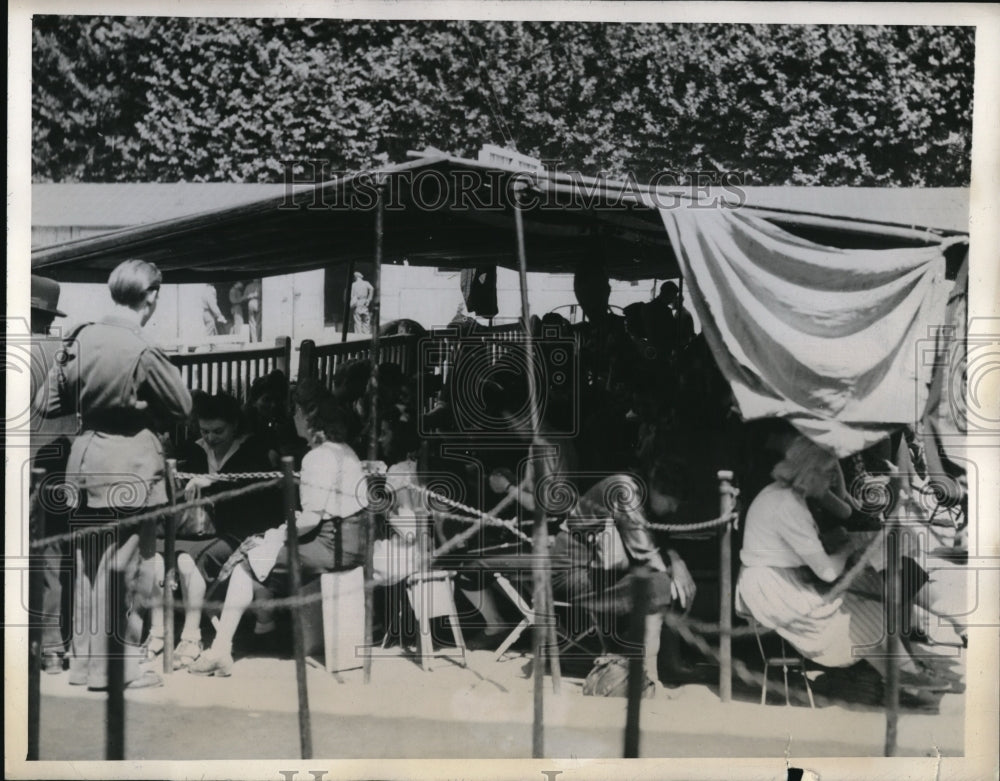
[54,266,684,348]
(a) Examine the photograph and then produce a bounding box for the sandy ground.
[37,640,964,761]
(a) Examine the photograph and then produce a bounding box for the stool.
[404,570,466,670]
[748,616,815,708]
[317,567,366,674]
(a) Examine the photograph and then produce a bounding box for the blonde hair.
[108,259,162,307]
[771,436,838,495]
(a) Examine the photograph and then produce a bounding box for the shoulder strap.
[55,322,94,394]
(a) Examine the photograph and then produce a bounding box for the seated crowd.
[36,258,966,705]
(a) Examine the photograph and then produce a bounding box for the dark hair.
[311,396,350,443]
[659,281,680,300]
[249,370,288,405]
[381,406,420,461]
[195,393,243,428]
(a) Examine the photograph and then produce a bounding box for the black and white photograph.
[6,3,999,780]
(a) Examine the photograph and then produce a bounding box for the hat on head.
[31,275,66,317]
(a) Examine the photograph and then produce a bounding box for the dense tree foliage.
[32,18,974,185]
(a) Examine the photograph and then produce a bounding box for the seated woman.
[188,386,422,677]
[736,435,950,699]
[150,393,280,668]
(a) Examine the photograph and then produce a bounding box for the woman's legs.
[146,554,166,656]
[188,563,255,675]
[176,552,206,643]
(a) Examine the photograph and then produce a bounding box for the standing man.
[29,275,76,673]
[244,278,262,342]
[200,283,227,336]
[39,259,193,690]
[349,271,373,335]
[228,281,246,339]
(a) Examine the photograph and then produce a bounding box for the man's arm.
[137,348,193,422]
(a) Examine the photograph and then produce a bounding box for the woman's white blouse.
[298,441,368,521]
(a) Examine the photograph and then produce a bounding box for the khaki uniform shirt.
[39,313,192,509]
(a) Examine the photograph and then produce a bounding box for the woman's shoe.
[172,639,203,670]
[145,634,165,661]
[187,649,234,677]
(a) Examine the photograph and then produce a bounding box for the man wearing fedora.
[30,275,76,673]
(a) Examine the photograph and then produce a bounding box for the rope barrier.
[646,511,739,534]
[27,479,281,549]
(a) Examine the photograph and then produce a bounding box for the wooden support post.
[884,524,901,757]
[298,339,317,383]
[341,259,356,343]
[282,456,313,760]
[162,460,179,675]
[718,470,735,703]
[624,567,652,758]
[364,192,385,684]
[275,335,292,377]
[513,187,557,760]
[106,567,127,761]
[27,468,46,761]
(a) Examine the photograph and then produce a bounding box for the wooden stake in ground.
[364,191,385,685]
[282,456,313,760]
[718,470,735,703]
[624,567,652,758]
[162,459,179,675]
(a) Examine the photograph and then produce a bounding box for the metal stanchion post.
[282,456,313,760]
[106,565,127,761]
[624,567,652,758]
[717,470,735,703]
[884,524,901,757]
[162,459,179,674]
[28,468,46,761]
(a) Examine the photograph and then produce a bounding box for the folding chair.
[490,572,604,662]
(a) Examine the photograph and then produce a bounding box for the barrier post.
[162,459,179,674]
[27,467,46,761]
[624,567,652,758]
[884,524,901,756]
[717,470,735,703]
[363,191,385,685]
[106,566,127,760]
[282,456,313,760]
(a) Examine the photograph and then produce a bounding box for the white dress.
[736,482,884,668]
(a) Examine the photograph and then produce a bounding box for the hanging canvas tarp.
[660,206,964,456]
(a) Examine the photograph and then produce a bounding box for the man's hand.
[667,549,696,610]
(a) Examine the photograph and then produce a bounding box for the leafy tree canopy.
[32,17,974,185]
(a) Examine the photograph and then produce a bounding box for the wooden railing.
[297,334,417,392]
[169,337,292,400]
[296,323,530,389]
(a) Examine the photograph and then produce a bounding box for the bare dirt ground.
[37,640,964,761]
